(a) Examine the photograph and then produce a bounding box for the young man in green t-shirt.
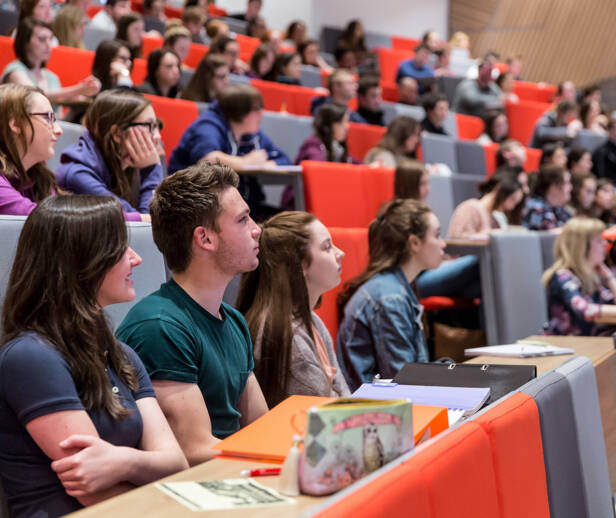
[117,162,268,466]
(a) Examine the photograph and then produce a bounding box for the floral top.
[544,268,614,336]
[522,196,571,230]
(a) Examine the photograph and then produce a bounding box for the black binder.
[392,362,537,405]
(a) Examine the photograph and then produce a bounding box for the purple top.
[0,175,39,216]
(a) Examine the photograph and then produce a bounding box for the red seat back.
[141,34,163,59]
[47,45,94,86]
[456,113,484,140]
[376,47,413,83]
[347,122,387,162]
[474,393,550,518]
[302,161,394,228]
[391,36,421,51]
[86,4,103,17]
[513,80,556,104]
[315,227,369,341]
[250,79,319,116]
[484,143,542,176]
[236,34,260,63]
[380,80,398,103]
[183,43,209,69]
[506,99,550,147]
[0,36,16,74]
[130,57,148,85]
[144,94,198,161]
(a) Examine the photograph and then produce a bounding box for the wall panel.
[450,0,616,87]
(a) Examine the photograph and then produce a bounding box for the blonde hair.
[542,217,606,293]
[53,5,86,48]
[449,31,469,49]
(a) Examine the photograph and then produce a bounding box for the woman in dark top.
[92,39,134,91]
[115,13,145,59]
[137,48,182,98]
[523,164,572,230]
[0,195,187,518]
[271,51,302,85]
[248,43,276,80]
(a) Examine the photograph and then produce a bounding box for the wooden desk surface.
[465,335,615,375]
[67,458,323,518]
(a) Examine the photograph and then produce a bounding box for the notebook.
[352,383,490,417]
[465,342,574,358]
[216,395,449,462]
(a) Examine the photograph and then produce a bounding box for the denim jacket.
[336,267,429,391]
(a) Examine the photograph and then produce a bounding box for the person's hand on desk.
[51,435,134,496]
[242,149,269,166]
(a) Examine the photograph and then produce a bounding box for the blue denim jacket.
[336,267,429,391]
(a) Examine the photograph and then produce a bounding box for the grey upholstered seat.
[521,370,587,518]
[260,111,313,162]
[456,139,487,176]
[48,121,85,173]
[425,174,456,233]
[421,133,458,172]
[300,65,323,88]
[83,24,115,51]
[555,356,613,518]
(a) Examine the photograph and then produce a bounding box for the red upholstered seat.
[302,161,394,228]
[0,36,16,73]
[183,43,209,69]
[47,45,94,86]
[250,79,319,116]
[506,99,550,147]
[347,122,387,162]
[141,34,163,59]
[419,296,479,311]
[456,113,485,140]
[130,58,147,85]
[513,81,556,104]
[380,80,398,102]
[391,35,421,51]
[474,393,550,518]
[376,47,414,83]
[315,227,369,341]
[143,94,198,162]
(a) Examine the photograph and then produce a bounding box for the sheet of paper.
[156,479,295,511]
[464,343,574,358]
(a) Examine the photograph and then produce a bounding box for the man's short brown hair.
[217,84,264,123]
[150,161,239,273]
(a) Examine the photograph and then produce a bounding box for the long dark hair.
[375,116,420,157]
[92,39,133,91]
[236,211,316,407]
[1,195,137,419]
[182,53,227,102]
[145,48,181,97]
[115,13,143,59]
[84,89,152,202]
[0,84,57,202]
[14,17,52,69]
[314,103,349,162]
[337,199,431,314]
[394,159,426,200]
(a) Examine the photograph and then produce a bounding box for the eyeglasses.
[124,121,159,134]
[214,73,228,80]
[29,111,56,127]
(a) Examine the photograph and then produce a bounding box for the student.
[394,159,431,201]
[271,52,302,86]
[591,179,615,225]
[208,35,248,75]
[396,44,435,95]
[53,5,88,48]
[92,39,134,91]
[89,0,131,32]
[421,92,449,135]
[246,16,267,40]
[115,13,145,60]
[495,71,519,103]
[248,43,276,80]
[0,195,187,518]
[310,68,366,123]
[529,100,577,149]
[397,76,419,106]
[452,60,503,117]
[56,89,163,222]
[568,147,593,175]
[357,75,384,126]
[181,54,229,103]
[236,211,350,407]
[568,99,607,136]
[137,48,182,98]
[2,18,100,104]
[477,110,509,145]
[297,39,333,74]
[337,19,372,68]
[295,103,354,164]
[337,199,445,390]
[0,84,62,215]
[592,118,616,182]
[543,217,616,335]
[540,142,568,168]
[284,20,307,47]
[448,172,524,237]
[117,162,269,464]
[522,165,572,230]
[228,0,262,22]
[181,6,207,45]
[568,171,596,217]
[364,116,420,168]
[168,84,291,213]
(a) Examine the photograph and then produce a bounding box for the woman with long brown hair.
[337,199,445,391]
[236,211,350,407]
[56,89,163,221]
[0,195,187,518]
[181,53,229,103]
[0,84,61,215]
[364,116,420,168]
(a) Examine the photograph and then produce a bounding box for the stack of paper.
[464,342,574,358]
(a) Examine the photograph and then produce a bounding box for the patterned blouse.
[522,196,571,230]
[544,268,614,336]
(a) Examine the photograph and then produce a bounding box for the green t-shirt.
[116,279,254,438]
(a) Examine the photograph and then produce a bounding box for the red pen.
[240,467,282,477]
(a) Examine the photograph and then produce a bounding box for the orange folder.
[216,395,449,463]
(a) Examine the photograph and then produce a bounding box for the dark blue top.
[309,96,367,124]
[0,332,155,518]
[168,102,291,207]
[56,131,163,215]
[522,196,571,230]
[336,267,429,391]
